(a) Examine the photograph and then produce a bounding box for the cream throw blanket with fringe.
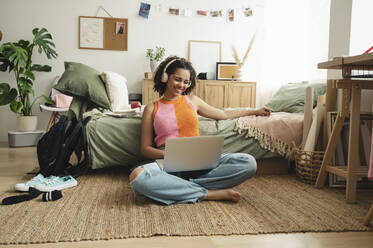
[235,112,304,157]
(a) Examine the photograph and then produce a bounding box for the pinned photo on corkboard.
[116,22,125,35]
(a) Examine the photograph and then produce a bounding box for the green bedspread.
[85,113,280,170]
[86,112,279,169]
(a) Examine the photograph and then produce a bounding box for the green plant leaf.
[146,48,154,61]
[30,64,51,72]
[32,28,58,60]
[146,47,166,62]
[0,43,28,71]
[18,77,34,96]
[16,40,31,50]
[18,76,33,86]
[0,53,13,72]
[0,83,17,105]
[41,94,55,105]
[154,46,165,62]
[10,100,23,114]
[24,70,35,80]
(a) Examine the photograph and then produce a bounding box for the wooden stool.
[40,105,69,131]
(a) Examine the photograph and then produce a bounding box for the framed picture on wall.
[188,40,221,79]
[216,62,239,80]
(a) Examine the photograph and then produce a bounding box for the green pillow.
[264,82,326,113]
[54,62,111,110]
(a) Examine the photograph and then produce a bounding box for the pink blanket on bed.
[235,112,304,157]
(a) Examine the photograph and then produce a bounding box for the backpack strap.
[52,120,83,176]
[64,117,91,178]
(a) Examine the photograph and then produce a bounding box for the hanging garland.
[138,1,254,20]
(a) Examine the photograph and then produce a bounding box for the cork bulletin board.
[216,62,238,80]
[79,16,128,51]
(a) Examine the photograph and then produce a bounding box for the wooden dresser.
[142,79,256,108]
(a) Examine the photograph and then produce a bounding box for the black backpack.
[37,115,90,178]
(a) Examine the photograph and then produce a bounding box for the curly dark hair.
[153,56,197,97]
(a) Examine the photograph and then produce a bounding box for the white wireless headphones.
[161,59,178,83]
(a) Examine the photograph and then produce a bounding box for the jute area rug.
[0,168,372,245]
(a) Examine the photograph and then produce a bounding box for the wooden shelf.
[335,79,373,89]
[318,53,373,69]
[325,165,369,178]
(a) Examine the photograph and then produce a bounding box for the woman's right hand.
[254,107,271,116]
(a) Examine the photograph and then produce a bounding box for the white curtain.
[255,0,330,107]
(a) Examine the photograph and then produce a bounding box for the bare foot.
[204,189,241,203]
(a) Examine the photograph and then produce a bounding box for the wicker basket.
[293,147,325,185]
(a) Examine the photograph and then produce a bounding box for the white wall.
[327,0,352,111]
[350,0,373,112]
[0,0,261,140]
[258,0,330,106]
[327,0,352,80]
[327,0,373,113]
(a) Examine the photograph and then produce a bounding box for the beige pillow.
[100,71,129,111]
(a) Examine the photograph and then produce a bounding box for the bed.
[85,115,280,170]
[83,80,335,175]
[53,62,336,175]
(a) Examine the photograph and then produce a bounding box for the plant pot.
[150,61,158,73]
[17,116,38,132]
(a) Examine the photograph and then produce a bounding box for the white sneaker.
[14,173,47,192]
[35,175,77,192]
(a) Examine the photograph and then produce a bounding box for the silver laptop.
[156,136,224,172]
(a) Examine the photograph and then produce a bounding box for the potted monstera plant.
[0,27,57,131]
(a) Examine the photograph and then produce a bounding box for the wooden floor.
[1,142,372,248]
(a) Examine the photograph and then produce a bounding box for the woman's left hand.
[254,107,271,116]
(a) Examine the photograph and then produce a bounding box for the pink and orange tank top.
[152,95,199,147]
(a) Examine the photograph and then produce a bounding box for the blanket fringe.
[235,121,291,158]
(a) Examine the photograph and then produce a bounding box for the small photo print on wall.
[197,10,207,16]
[139,2,151,19]
[243,8,253,17]
[115,22,125,35]
[210,10,222,17]
[169,8,179,15]
[227,9,234,22]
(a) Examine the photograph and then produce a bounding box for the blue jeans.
[130,153,257,205]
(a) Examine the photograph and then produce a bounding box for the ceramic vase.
[150,60,157,73]
[236,67,243,81]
